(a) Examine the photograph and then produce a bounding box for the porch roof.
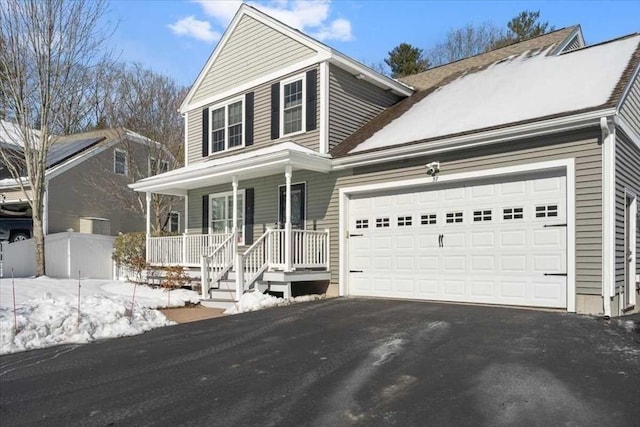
[129,141,332,196]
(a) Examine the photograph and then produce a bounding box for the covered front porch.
[130,142,333,305]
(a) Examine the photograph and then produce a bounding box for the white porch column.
[145,192,151,263]
[232,176,238,235]
[285,165,292,271]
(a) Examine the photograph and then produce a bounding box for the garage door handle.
[543,223,567,228]
[544,273,567,276]
[349,233,363,237]
[438,234,444,248]
[350,270,363,273]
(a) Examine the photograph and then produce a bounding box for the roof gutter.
[333,108,616,170]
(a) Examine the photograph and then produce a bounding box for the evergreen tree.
[384,43,430,78]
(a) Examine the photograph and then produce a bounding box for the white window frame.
[209,96,245,154]
[280,73,306,137]
[148,157,169,176]
[168,211,180,233]
[208,189,246,245]
[114,149,128,176]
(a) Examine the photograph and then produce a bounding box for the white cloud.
[311,18,353,42]
[168,16,221,43]
[175,0,353,43]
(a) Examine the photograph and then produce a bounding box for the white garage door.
[347,172,567,308]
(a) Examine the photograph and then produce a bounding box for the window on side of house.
[210,98,244,153]
[168,211,180,233]
[149,157,169,175]
[210,190,245,244]
[114,149,127,175]
[281,75,305,136]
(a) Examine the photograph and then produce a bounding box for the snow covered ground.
[225,291,324,315]
[0,277,199,355]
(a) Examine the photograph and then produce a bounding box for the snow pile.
[352,35,640,153]
[224,291,324,315]
[0,277,200,354]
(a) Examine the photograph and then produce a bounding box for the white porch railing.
[148,233,231,266]
[201,233,236,299]
[239,228,330,291]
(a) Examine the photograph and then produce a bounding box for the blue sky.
[108,0,640,87]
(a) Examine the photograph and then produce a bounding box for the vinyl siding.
[48,141,184,235]
[187,129,603,295]
[187,170,339,248]
[328,64,400,150]
[327,130,603,293]
[190,15,316,104]
[619,73,640,134]
[614,133,640,291]
[186,65,320,164]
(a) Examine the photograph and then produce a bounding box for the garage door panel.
[348,173,567,309]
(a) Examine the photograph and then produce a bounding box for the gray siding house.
[132,5,639,317]
[1,127,183,237]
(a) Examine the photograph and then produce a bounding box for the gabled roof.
[0,128,169,188]
[180,4,412,113]
[333,32,640,157]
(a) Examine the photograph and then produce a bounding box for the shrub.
[113,232,148,283]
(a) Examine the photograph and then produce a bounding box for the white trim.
[180,4,410,113]
[338,158,577,312]
[550,26,585,55]
[319,61,329,154]
[208,95,245,155]
[184,56,328,113]
[184,111,189,166]
[601,117,616,316]
[625,191,637,308]
[43,179,49,235]
[208,189,246,245]
[615,115,640,150]
[334,108,615,169]
[280,72,306,138]
[184,195,189,234]
[114,148,128,176]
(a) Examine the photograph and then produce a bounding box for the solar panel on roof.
[46,137,104,168]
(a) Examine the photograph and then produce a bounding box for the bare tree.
[426,23,504,67]
[84,63,188,234]
[0,0,113,275]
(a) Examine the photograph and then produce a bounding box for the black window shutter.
[202,108,209,157]
[244,188,254,245]
[270,83,280,140]
[245,92,254,146]
[202,195,209,234]
[306,69,317,131]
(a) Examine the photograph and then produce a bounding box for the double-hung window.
[209,190,245,244]
[281,74,305,136]
[210,98,244,153]
[114,149,127,175]
[148,157,169,175]
[168,211,180,232]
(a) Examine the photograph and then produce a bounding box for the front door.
[279,183,306,229]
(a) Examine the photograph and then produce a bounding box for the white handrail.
[200,233,235,299]
[240,229,273,290]
[291,229,329,268]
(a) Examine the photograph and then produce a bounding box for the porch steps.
[200,298,235,310]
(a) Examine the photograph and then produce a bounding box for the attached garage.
[344,166,573,309]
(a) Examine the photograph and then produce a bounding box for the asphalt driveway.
[1,298,639,426]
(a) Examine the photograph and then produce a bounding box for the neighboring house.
[0,125,183,237]
[131,5,639,317]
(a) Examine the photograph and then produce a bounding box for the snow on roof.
[351,35,640,154]
[0,120,40,148]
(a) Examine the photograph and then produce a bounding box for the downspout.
[600,116,615,318]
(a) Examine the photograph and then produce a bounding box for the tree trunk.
[31,202,46,276]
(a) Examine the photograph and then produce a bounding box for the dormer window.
[281,74,305,135]
[210,98,244,153]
